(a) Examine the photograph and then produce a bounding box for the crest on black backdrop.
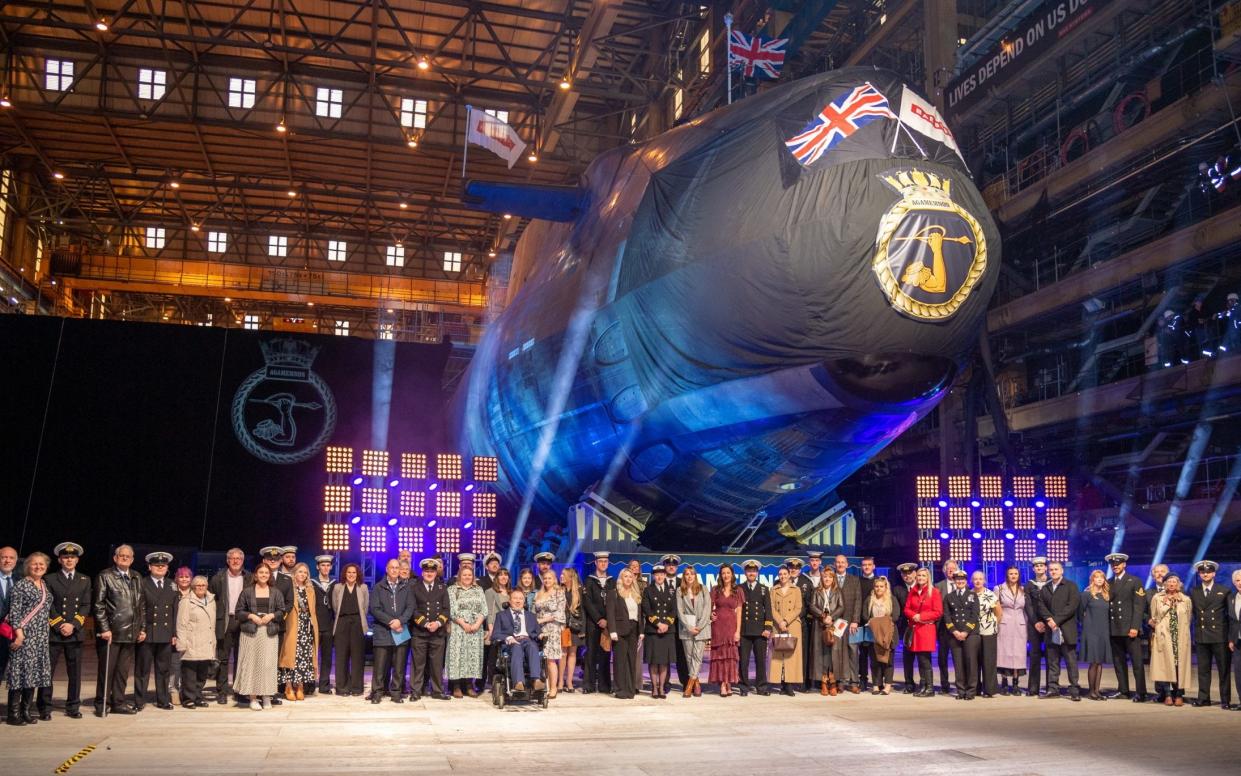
[231,338,337,464]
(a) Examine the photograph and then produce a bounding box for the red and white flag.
[898,88,963,162]
[466,107,526,169]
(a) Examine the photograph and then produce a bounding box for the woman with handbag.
[770,566,804,696]
[903,567,942,698]
[174,575,217,709]
[233,564,286,710]
[607,567,643,699]
[865,576,898,695]
[676,567,710,697]
[558,567,585,693]
[5,552,52,726]
[708,564,743,697]
[810,570,845,696]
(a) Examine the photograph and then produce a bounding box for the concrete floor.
[7,665,1241,776]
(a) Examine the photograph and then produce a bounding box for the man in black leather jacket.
[92,544,146,716]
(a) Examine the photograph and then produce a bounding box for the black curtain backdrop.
[1,315,451,566]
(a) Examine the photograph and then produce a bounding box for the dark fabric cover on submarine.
[612,68,1000,406]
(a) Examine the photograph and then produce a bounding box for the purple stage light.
[1036,532,1047,540]
[387,517,398,526]
[1004,532,1015,540]
[970,500,980,508]
[1003,499,1014,507]
[350,515,361,525]
[427,519,437,528]
[1034,500,1046,508]
[937,499,948,508]
[428,482,439,491]
[939,531,950,540]
[463,521,473,529]
[464,483,475,492]
[389,478,400,487]
[352,476,364,485]
[971,532,982,540]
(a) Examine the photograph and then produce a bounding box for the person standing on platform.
[37,542,90,719]
[169,566,192,701]
[330,563,366,696]
[1145,563,1170,702]
[660,554,690,690]
[891,563,916,692]
[1038,561,1081,701]
[770,565,804,697]
[1080,569,1112,700]
[233,564,285,711]
[4,552,51,727]
[1228,569,1241,709]
[995,566,1027,695]
[261,547,291,706]
[904,567,941,697]
[278,547,298,580]
[558,567,585,693]
[533,551,555,580]
[447,560,487,699]
[1150,573,1193,706]
[865,576,898,694]
[92,544,145,717]
[483,568,512,689]
[1023,557,1050,697]
[410,558,450,701]
[174,575,216,709]
[533,569,566,699]
[1106,552,1149,702]
[516,568,537,610]
[709,564,743,697]
[833,554,863,694]
[934,558,959,694]
[640,565,676,699]
[1189,560,1230,708]
[971,570,1000,698]
[737,559,773,697]
[810,570,845,695]
[208,548,247,706]
[0,546,19,683]
[369,559,411,704]
[799,553,821,690]
[857,557,878,690]
[944,570,980,700]
[481,552,502,592]
[607,567,642,699]
[309,555,335,696]
[582,552,613,695]
[278,563,319,702]
[135,551,177,711]
[676,566,709,697]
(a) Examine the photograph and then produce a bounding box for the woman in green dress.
[446,565,487,698]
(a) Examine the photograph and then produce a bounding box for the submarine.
[452,67,1000,550]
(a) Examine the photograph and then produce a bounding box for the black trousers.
[1027,628,1047,693]
[673,632,689,686]
[316,627,334,692]
[411,630,446,696]
[0,636,9,681]
[739,634,768,688]
[903,641,916,688]
[1110,634,1147,695]
[937,628,953,690]
[1196,640,1230,704]
[371,644,409,700]
[1046,640,1079,689]
[949,634,980,696]
[873,658,894,687]
[612,630,639,698]
[179,660,211,706]
[38,641,83,713]
[978,634,998,695]
[803,616,817,689]
[583,621,611,692]
[334,619,364,694]
[916,652,933,690]
[214,624,241,696]
[135,641,173,706]
[483,641,501,686]
[859,640,874,687]
[94,640,135,710]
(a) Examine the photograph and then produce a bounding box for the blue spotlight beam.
[1147,422,1213,584]
[371,339,396,450]
[1192,446,1241,564]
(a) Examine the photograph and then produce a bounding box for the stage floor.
[8,665,1240,776]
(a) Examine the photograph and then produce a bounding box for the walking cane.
[101,639,112,719]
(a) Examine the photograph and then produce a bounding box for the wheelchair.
[490,638,550,709]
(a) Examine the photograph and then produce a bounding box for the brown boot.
[284,685,296,702]
[683,678,693,698]
[693,678,702,697]
[821,676,830,696]
[295,684,305,701]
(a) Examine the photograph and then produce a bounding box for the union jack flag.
[728,30,787,79]
[783,83,896,167]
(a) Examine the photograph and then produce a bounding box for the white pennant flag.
[465,107,526,169]
[899,88,964,163]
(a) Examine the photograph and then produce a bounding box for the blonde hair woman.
[558,567,584,692]
[278,562,320,701]
[676,567,710,697]
[1079,569,1112,700]
[533,569,566,699]
[607,568,642,699]
[865,577,898,694]
[1149,574,1193,706]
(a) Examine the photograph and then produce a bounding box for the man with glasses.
[208,548,248,705]
[93,544,146,716]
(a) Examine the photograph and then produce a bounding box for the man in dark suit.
[1189,560,1231,708]
[1227,568,1241,710]
[797,553,821,690]
[1023,556,1050,696]
[1106,552,1148,702]
[37,542,92,719]
[738,559,773,696]
[934,558,959,694]
[1037,561,1081,701]
[892,562,916,692]
[0,545,18,681]
[581,551,614,694]
[208,548,249,705]
[480,552,502,592]
[410,558,451,700]
[492,589,545,694]
[833,554,864,693]
[661,553,690,689]
[369,558,413,704]
[310,555,336,695]
[857,556,878,690]
[135,552,178,710]
[943,570,981,700]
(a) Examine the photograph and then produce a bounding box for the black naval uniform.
[410,579,450,698]
[943,587,981,699]
[1109,571,1148,699]
[37,569,93,716]
[1190,582,1231,706]
[311,577,336,694]
[135,575,179,709]
[582,573,615,693]
[93,567,146,713]
[890,581,913,690]
[1023,577,1049,694]
[738,578,774,694]
[794,572,817,690]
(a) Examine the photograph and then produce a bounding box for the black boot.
[20,689,38,725]
[6,690,25,726]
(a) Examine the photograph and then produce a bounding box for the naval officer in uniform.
[1190,560,1231,708]
[135,551,179,710]
[311,555,336,695]
[943,570,980,700]
[1105,553,1148,702]
[37,542,91,719]
[737,559,773,696]
[410,558,451,700]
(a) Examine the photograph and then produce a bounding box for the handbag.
[771,632,798,655]
[561,627,572,649]
[0,582,47,641]
[822,624,838,648]
[600,630,612,653]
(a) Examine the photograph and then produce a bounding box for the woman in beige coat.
[278,563,321,701]
[770,566,804,695]
[174,576,217,708]
[1149,574,1194,706]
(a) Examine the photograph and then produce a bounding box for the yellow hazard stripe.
[54,744,97,774]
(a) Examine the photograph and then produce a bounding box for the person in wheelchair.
[492,589,545,696]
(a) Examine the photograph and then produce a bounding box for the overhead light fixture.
[527,152,538,163]
[307,301,314,307]
[407,138,418,148]
[223,296,232,302]
[502,213,511,220]
[169,180,180,189]
[287,188,297,197]
[399,201,408,209]
[95,18,109,32]
[558,76,571,91]
[276,119,287,133]
[0,96,11,108]
[487,250,497,258]
[190,223,200,232]
[52,171,65,180]
[386,308,394,313]
[417,56,430,71]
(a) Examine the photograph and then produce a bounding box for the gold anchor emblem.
[895,225,973,294]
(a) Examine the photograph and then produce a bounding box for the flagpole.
[462,105,471,178]
[724,13,733,106]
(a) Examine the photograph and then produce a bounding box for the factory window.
[484,108,509,125]
[145,227,166,249]
[45,59,74,91]
[334,319,349,336]
[228,77,256,109]
[386,244,405,267]
[697,27,711,75]
[316,87,343,118]
[268,235,288,257]
[138,68,167,100]
[443,251,462,273]
[243,314,260,331]
[198,313,213,327]
[327,240,347,262]
[400,98,428,129]
[207,231,227,253]
[378,323,395,341]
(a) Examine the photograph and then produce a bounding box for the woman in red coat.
[903,567,942,698]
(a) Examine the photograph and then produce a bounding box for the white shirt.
[625,596,639,621]
[1202,584,1213,596]
[63,571,75,582]
[226,572,245,615]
